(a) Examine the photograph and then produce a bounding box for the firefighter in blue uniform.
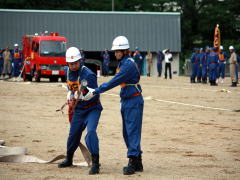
[156,50,164,77]
[83,36,144,175]
[208,47,219,86]
[217,46,228,83]
[58,47,103,175]
[101,49,110,76]
[12,44,22,79]
[190,48,199,83]
[197,48,204,83]
[0,49,3,76]
[133,47,143,75]
[200,46,210,84]
[80,48,86,66]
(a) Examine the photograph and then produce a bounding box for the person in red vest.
[217,46,228,83]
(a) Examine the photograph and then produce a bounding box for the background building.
[0,9,181,75]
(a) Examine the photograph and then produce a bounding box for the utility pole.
[112,0,114,11]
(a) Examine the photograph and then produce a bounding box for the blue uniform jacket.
[200,52,208,67]
[67,66,102,110]
[133,53,143,65]
[207,52,218,68]
[218,52,228,63]
[157,53,164,64]
[197,53,204,64]
[0,52,3,62]
[12,49,22,63]
[191,53,199,64]
[95,55,142,99]
[102,53,110,65]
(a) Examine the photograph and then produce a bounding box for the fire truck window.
[32,42,35,51]
[40,41,66,57]
[32,42,39,52]
[35,43,39,52]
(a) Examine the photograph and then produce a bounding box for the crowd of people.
[0,44,23,80]
[190,46,239,87]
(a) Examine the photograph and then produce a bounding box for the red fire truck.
[22,32,67,82]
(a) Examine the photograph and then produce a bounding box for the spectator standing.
[2,47,11,78]
[156,50,164,77]
[80,48,86,66]
[163,49,173,79]
[229,46,237,87]
[146,51,152,77]
[133,47,143,75]
[0,49,3,77]
[101,49,110,76]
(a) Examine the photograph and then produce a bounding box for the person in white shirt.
[162,49,173,79]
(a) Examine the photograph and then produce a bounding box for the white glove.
[67,91,73,100]
[74,91,79,99]
[82,87,96,101]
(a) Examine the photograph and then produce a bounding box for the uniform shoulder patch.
[127,57,135,62]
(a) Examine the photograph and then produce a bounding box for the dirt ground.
[0,76,240,180]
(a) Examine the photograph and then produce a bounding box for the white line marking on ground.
[103,93,238,112]
[153,98,233,112]
[148,85,229,93]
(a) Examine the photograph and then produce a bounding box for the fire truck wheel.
[22,71,32,82]
[27,75,32,82]
[35,76,40,82]
[49,77,58,82]
[35,70,41,82]
[61,76,66,82]
[22,72,27,82]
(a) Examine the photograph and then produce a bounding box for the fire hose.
[0,80,91,166]
[0,140,88,166]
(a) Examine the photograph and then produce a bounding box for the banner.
[213,24,221,51]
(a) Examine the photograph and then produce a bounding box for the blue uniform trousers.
[67,108,101,155]
[202,66,208,79]
[157,62,162,76]
[209,65,217,81]
[0,62,3,75]
[121,95,143,157]
[13,61,21,77]
[103,64,109,76]
[191,64,198,79]
[197,65,202,79]
[218,63,225,79]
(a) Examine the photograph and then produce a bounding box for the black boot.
[58,153,73,168]
[193,78,196,83]
[123,156,136,175]
[202,78,207,84]
[89,154,100,175]
[190,78,193,83]
[231,82,237,87]
[135,155,143,172]
[197,78,201,83]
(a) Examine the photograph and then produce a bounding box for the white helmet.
[229,45,234,50]
[220,45,223,50]
[111,36,129,50]
[66,47,82,63]
[14,43,18,47]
